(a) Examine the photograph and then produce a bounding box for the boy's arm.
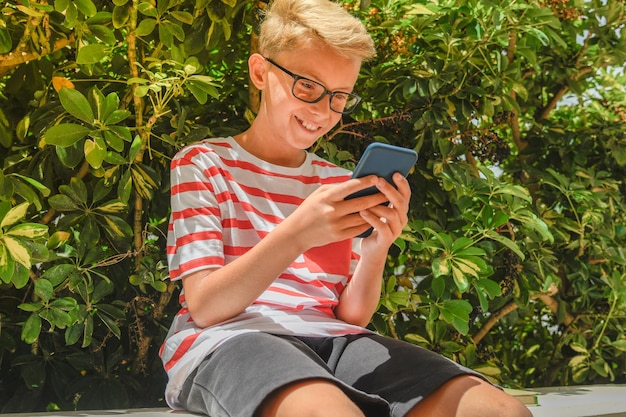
[335,173,411,327]
[183,176,388,328]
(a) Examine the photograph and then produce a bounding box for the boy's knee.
[257,379,365,417]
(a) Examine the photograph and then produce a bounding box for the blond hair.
[258,0,376,61]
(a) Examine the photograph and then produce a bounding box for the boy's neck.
[234,131,308,168]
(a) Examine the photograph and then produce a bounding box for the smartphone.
[345,142,418,237]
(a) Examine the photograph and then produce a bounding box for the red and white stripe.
[161,137,369,409]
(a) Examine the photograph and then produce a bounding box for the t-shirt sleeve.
[166,147,225,281]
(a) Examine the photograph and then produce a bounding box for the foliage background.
[1,0,625,412]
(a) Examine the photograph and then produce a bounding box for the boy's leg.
[258,378,365,417]
[325,334,531,417]
[405,375,532,417]
[180,333,389,417]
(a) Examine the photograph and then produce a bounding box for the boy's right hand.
[282,176,388,249]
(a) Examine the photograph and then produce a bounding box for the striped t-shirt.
[160,137,370,409]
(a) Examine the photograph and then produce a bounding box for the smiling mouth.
[296,116,321,132]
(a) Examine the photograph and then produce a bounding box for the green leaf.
[493,183,532,202]
[475,278,502,298]
[50,297,78,312]
[49,307,74,328]
[22,313,42,344]
[136,18,157,36]
[13,263,30,289]
[451,265,470,292]
[450,237,474,253]
[112,3,131,28]
[42,264,81,286]
[18,301,44,312]
[169,11,193,24]
[34,279,54,302]
[611,339,626,352]
[405,333,431,346]
[1,201,29,229]
[93,280,114,303]
[484,230,525,260]
[134,85,150,97]
[106,125,132,144]
[473,365,501,377]
[56,141,85,168]
[160,20,185,42]
[103,109,131,126]
[48,194,81,211]
[128,135,143,162]
[3,236,32,268]
[82,315,94,347]
[11,174,51,197]
[151,280,167,292]
[67,177,89,203]
[84,137,107,169]
[431,276,445,299]
[187,82,208,104]
[0,202,10,224]
[45,124,90,147]
[96,310,122,338]
[131,163,160,199]
[137,1,157,17]
[104,151,128,165]
[74,0,97,16]
[118,169,132,202]
[76,44,110,64]
[96,200,128,214]
[80,217,101,249]
[6,223,48,239]
[0,27,11,54]
[63,1,78,27]
[101,215,133,239]
[16,5,45,17]
[65,322,83,345]
[432,257,450,278]
[0,246,15,284]
[440,299,472,334]
[88,24,116,45]
[103,129,125,152]
[47,231,71,249]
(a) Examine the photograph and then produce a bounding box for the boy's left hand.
[358,172,411,255]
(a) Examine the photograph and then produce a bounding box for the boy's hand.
[282,175,389,250]
[282,173,410,252]
[358,172,411,255]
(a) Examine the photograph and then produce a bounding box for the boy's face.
[259,45,362,152]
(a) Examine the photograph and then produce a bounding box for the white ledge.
[528,384,626,417]
[1,384,624,417]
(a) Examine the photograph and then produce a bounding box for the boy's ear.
[248,53,268,90]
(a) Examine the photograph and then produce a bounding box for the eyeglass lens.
[292,79,359,113]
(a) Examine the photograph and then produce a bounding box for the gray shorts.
[179,332,484,417]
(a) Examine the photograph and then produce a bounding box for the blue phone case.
[346,143,418,237]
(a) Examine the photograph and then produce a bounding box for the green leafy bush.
[1,0,625,412]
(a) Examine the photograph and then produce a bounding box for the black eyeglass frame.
[264,57,362,115]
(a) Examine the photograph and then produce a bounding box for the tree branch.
[536,66,594,121]
[472,284,573,344]
[0,35,74,77]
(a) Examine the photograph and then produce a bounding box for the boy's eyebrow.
[303,67,355,92]
[269,58,355,93]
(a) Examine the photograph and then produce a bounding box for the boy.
[161,0,532,416]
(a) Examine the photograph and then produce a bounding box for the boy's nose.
[310,93,332,114]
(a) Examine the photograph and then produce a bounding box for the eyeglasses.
[264,57,362,114]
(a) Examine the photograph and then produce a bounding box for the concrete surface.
[1,384,624,416]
